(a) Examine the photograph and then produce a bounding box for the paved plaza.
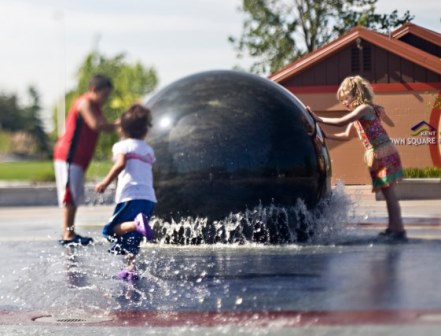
[1,189,441,335]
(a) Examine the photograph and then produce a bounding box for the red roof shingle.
[269,24,441,83]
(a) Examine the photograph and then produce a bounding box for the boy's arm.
[95,153,126,193]
[78,99,117,132]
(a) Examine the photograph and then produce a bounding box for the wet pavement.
[1,193,441,335]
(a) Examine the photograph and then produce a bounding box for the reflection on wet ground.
[2,189,441,334]
[2,231,441,316]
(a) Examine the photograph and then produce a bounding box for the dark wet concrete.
[1,197,441,335]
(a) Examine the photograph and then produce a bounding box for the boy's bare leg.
[63,205,77,240]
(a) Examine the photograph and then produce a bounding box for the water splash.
[150,182,351,245]
[7,183,353,316]
[84,184,114,206]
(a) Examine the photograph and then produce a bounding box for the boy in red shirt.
[54,74,117,245]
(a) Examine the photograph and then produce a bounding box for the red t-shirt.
[53,93,103,170]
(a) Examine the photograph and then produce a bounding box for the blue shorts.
[102,199,155,255]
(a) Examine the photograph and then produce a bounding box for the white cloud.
[0,1,65,118]
[375,0,440,31]
[65,11,232,34]
[0,0,248,131]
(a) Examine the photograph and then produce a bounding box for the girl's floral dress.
[353,106,404,191]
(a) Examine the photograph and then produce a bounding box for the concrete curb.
[0,182,115,207]
[376,178,441,200]
[3,180,437,207]
[0,182,372,207]
[0,183,57,206]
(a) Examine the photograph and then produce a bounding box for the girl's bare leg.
[112,221,136,236]
[125,254,136,270]
[380,185,404,232]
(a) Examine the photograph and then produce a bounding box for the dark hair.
[120,104,153,139]
[88,74,113,91]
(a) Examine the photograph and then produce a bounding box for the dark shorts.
[102,199,156,255]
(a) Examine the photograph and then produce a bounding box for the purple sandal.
[116,268,140,281]
[134,213,155,241]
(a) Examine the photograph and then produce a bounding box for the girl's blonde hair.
[336,75,374,107]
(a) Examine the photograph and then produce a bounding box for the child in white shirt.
[95,104,156,281]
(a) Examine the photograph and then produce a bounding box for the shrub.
[404,167,441,178]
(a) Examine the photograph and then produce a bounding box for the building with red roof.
[270,23,441,185]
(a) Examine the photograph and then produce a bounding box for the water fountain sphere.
[146,70,331,224]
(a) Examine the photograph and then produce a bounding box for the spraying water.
[4,183,353,316]
[150,181,351,245]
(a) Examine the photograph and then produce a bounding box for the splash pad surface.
[2,192,441,335]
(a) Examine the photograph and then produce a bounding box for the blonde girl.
[308,75,406,240]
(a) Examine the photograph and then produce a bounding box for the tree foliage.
[0,94,22,131]
[0,87,50,156]
[57,50,159,160]
[230,0,414,74]
[23,87,51,154]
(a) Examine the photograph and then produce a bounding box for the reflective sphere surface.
[146,70,331,221]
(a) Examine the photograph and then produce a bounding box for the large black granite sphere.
[146,70,331,222]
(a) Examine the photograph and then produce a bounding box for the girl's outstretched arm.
[323,123,354,141]
[316,104,372,127]
[95,153,126,193]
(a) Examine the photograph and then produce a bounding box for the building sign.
[391,121,439,146]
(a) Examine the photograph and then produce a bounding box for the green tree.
[23,86,51,155]
[0,87,50,157]
[230,0,413,74]
[0,93,23,131]
[57,50,159,160]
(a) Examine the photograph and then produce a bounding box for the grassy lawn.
[0,161,112,182]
